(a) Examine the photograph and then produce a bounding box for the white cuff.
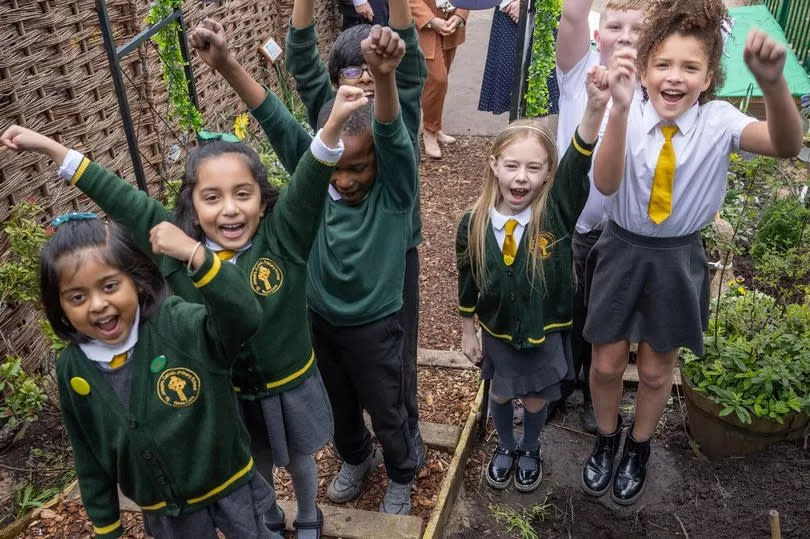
[58,149,85,182]
[311,129,345,165]
[353,0,368,6]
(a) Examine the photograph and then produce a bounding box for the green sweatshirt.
[58,249,261,538]
[72,135,335,398]
[456,132,596,350]
[283,21,427,248]
[306,112,417,325]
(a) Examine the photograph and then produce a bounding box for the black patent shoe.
[581,415,623,496]
[611,431,650,505]
[486,445,517,489]
[513,448,542,492]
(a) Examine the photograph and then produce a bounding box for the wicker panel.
[0,0,339,372]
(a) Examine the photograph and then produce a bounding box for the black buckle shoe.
[581,414,623,496]
[486,445,517,489]
[611,431,651,505]
[513,448,542,492]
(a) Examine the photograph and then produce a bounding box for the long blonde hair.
[464,119,558,292]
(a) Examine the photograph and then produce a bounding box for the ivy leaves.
[525,0,562,117]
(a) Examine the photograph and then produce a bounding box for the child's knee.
[637,364,673,391]
[591,357,625,382]
[522,397,546,413]
[489,391,511,405]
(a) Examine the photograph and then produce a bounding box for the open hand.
[1,125,67,163]
[190,18,231,71]
[354,1,374,22]
[361,25,405,75]
[149,222,200,265]
[586,64,611,110]
[608,46,637,109]
[501,1,520,24]
[744,28,786,86]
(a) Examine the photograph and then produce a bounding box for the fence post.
[776,0,791,29]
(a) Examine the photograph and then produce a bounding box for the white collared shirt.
[489,206,531,251]
[204,238,252,263]
[607,99,756,237]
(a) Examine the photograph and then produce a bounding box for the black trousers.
[338,0,389,30]
[309,309,417,484]
[402,247,420,435]
[561,228,603,403]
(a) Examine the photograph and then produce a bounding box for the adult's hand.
[355,1,374,22]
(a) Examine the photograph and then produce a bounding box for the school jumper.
[584,99,757,355]
[57,249,267,538]
[69,128,337,476]
[282,21,429,451]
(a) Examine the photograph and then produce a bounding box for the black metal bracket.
[509,0,536,122]
[95,1,199,193]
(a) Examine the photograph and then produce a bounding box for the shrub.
[751,197,810,261]
[0,356,48,434]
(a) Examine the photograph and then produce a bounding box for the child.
[585,0,803,505]
[3,88,363,538]
[456,66,609,492]
[193,21,421,513]
[21,209,269,537]
[553,0,646,433]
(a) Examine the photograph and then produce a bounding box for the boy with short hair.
[553,0,645,431]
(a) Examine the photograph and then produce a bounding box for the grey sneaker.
[379,479,412,515]
[327,447,382,503]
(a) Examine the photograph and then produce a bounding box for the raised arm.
[593,47,636,196]
[738,29,803,158]
[363,26,404,123]
[557,0,594,73]
[291,0,315,28]
[389,0,412,28]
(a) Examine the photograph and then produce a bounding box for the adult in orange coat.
[409,0,468,158]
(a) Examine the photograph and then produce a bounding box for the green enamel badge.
[150,355,167,373]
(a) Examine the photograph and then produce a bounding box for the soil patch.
[445,388,810,538]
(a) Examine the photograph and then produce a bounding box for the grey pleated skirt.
[240,368,334,470]
[142,473,278,538]
[583,221,710,355]
[481,330,574,401]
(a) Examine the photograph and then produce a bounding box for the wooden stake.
[769,509,781,539]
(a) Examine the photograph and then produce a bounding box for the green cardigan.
[72,140,335,398]
[283,21,427,248]
[58,249,261,538]
[456,132,596,350]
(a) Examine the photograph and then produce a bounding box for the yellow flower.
[737,286,746,295]
[233,114,249,140]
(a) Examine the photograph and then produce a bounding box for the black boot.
[581,415,623,496]
[611,430,651,505]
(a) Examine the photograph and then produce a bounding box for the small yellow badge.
[70,377,91,396]
[533,232,556,260]
[156,368,201,407]
[250,258,283,296]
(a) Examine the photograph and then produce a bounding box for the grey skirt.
[240,368,334,470]
[142,473,278,538]
[583,221,710,355]
[481,331,574,401]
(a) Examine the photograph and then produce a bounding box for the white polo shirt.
[607,98,757,237]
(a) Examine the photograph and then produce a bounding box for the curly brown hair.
[635,0,730,103]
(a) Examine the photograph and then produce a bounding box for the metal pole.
[177,8,200,111]
[509,0,535,121]
[95,0,150,193]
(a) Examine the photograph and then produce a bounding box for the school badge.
[157,368,201,407]
[533,232,556,260]
[250,258,283,296]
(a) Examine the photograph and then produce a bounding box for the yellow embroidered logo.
[533,232,556,260]
[250,258,283,296]
[156,368,201,407]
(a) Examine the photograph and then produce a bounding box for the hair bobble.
[51,213,97,228]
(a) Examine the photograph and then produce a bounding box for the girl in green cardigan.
[22,212,271,537]
[456,66,609,493]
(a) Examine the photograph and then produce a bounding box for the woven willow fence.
[0,0,340,371]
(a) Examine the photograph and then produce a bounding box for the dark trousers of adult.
[338,0,389,30]
[309,309,417,484]
[561,229,603,403]
[402,247,420,436]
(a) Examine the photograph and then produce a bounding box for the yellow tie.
[109,352,128,369]
[648,125,679,225]
[502,219,518,266]
[216,250,236,261]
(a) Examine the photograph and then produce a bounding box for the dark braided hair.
[636,0,730,103]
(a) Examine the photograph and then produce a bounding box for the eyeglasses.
[339,66,373,80]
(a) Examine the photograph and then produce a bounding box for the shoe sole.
[327,450,383,504]
[485,474,512,490]
[513,471,543,493]
[580,472,613,497]
[610,477,648,506]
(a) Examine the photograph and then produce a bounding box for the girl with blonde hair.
[456,66,610,492]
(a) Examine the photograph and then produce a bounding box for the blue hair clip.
[51,212,98,228]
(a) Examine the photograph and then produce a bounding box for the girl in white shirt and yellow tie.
[582,0,803,506]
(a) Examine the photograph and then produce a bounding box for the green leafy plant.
[0,200,49,306]
[14,483,59,518]
[489,500,553,539]
[146,1,203,133]
[525,0,562,117]
[0,356,48,433]
[751,197,810,260]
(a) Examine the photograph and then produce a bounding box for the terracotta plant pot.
[683,375,809,457]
